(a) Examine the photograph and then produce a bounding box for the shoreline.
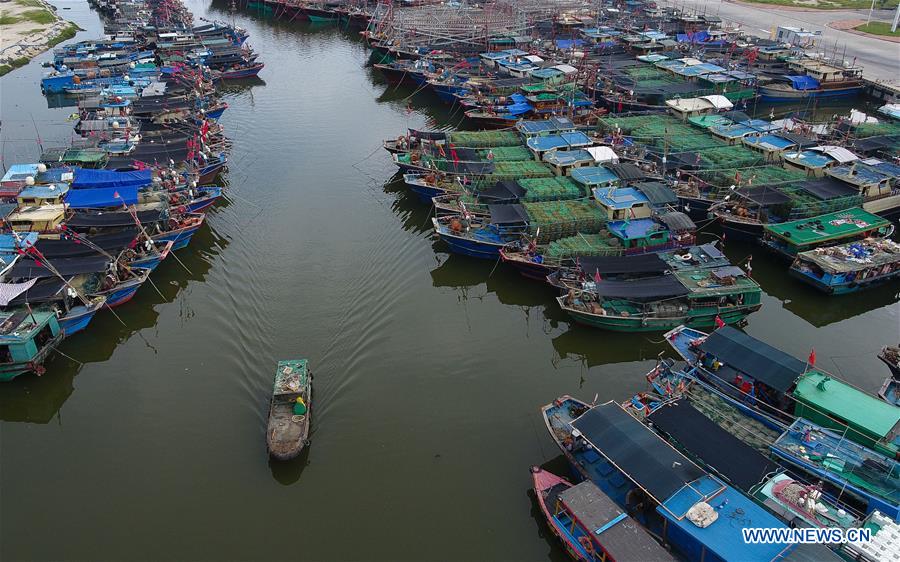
[0,0,81,76]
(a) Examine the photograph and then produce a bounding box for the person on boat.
[293,396,307,416]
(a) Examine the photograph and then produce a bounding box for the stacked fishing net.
[524,200,607,243]
[779,187,863,219]
[489,161,555,180]
[597,114,672,135]
[477,146,531,161]
[700,146,765,169]
[519,177,585,202]
[544,232,623,258]
[852,120,900,139]
[448,130,522,148]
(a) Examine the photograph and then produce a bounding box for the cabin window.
[0,345,10,364]
[35,324,54,347]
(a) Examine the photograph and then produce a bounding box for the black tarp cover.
[572,403,705,502]
[7,278,67,305]
[648,400,779,491]
[635,181,678,205]
[10,256,110,279]
[591,275,689,299]
[779,133,817,149]
[657,211,696,232]
[798,178,859,201]
[66,210,163,228]
[35,229,139,258]
[578,254,667,276]
[699,326,804,393]
[479,180,525,201]
[409,129,448,141]
[489,204,528,225]
[607,163,646,181]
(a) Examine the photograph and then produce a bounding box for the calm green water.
[0,2,897,560]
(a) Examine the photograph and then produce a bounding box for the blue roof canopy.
[65,185,139,208]
[71,168,152,189]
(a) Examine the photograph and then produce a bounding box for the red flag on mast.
[808,349,816,368]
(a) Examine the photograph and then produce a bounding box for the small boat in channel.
[267,359,312,460]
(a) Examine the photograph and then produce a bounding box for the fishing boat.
[789,237,900,294]
[632,365,865,532]
[879,346,900,407]
[759,65,863,103]
[541,397,835,561]
[665,325,900,459]
[531,467,676,562]
[267,359,312,461]
[217,62,264,80]
[770,418,900,520]
[0,308,64,382]
[556,266,761,332]
[762,207,893,260]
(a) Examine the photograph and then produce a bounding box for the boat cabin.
[742,132,817,162]
[4,204,67,232]
[515,116,577,139]
[783,145,859,177]
[17,184,69,207]
[0,308,63,382]
[525,131,593,161]
[666,95,733,120]
[592,186,652,221]
[827,158,900,200]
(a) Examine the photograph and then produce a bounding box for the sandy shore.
[0,0,79,73]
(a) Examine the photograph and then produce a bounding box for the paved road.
[663,0,900,81]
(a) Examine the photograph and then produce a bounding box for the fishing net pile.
[477,146,531,161]
[448,130,521,148]
[518,177,585,202]
[523,200,608,243]
[544,232,623,258]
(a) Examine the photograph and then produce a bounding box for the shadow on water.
[268,446,311,486]
[0,218,226,424]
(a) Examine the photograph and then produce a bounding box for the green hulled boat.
[0,309,64,382]
[557,267,761,332]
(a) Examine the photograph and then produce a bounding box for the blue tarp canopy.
[71,168,152,189]
[786,75,820,90]
[65,185,139,208]
[509,93,528,104]
[555,39,585,49]
[505,102,533,116]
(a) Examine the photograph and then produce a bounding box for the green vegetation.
[0,12,20,25]
[739,0,897,8]
[0,57,31,76]
[854,22,900,36]
[48,22,79,47]
[21,8,55,24]
[14,0,46,7]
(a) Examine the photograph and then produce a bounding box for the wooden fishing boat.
[0,308,64,382]
[666,325,900,459]
[267,359,312,461]
[789,237,900,294]
[557,267,761,332]
[540,397,834,561]
[531,467,676,562]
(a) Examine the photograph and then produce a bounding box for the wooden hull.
[267,388,311,461]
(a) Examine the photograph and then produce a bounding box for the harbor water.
[0,1,897,559]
